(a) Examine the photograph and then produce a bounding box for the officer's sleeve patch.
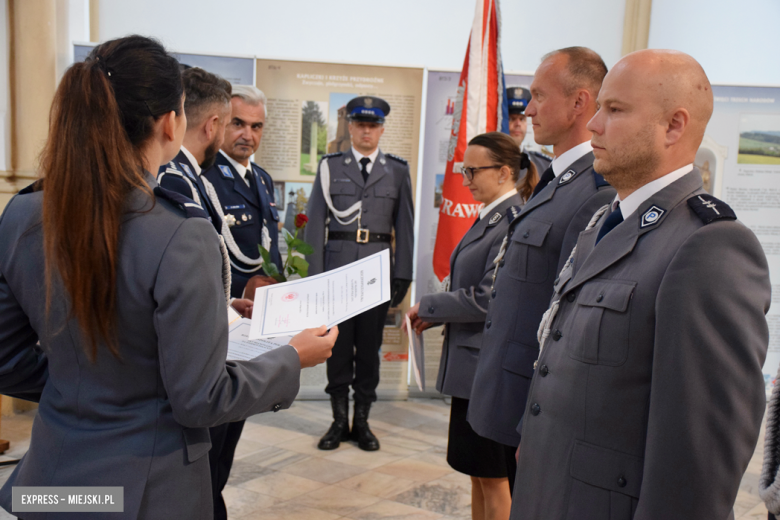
[386,153,408,165]
[17,179,43,195]
[687,194,737,224]
[154,186,209,220]
[593,170,610,189]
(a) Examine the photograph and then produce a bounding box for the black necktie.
[595,206,624,244]
[531,166,555,199]
[360,157,371,183]
[245,171,254,190]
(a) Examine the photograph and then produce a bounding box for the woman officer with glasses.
[404,132,537,520]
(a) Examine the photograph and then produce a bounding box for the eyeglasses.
[460,165,502,181]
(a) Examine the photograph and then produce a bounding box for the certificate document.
[227,305,291,360]
[249,249,391,339]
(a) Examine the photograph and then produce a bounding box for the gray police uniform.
[305,148,414,402]
[511,169,770,519]
[468,151,615,450]
[419,193,522,400]
[0,177,301,520]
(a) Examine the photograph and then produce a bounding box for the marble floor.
[0,398,771,519]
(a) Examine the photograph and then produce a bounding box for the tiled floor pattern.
[0,398,771,519]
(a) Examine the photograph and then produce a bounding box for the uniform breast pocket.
[331,182,357,207]
[374,185,399,215]
[505,219,552,284]
[567,279,636,366]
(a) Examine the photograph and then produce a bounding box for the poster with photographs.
[255,58,424,398]
[705,85,780,386]
[254,58,424,187]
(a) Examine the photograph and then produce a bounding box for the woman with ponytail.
[0,35,335,519]
[404,132,529,520]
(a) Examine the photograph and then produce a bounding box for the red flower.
[295,213,309,229]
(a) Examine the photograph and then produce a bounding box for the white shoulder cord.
[159,163,202,206]
[218,235,232,304]
[319,158,362,225]
[535,204,609,366]
[201,175,265,274]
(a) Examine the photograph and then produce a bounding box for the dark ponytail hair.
[40,35,182,361]
[468,132,539,201]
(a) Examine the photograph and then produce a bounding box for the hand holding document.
[249,250,391,340]
[227,307,291,361]
[405,315,425,391]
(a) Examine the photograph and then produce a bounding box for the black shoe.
[351,401,380,451]
[318,395,350,450]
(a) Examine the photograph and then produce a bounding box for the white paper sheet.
[249,249,391,339]
[405,315,426,391]
[227,317,292,361]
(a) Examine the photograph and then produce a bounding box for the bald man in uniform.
[511,50,771,519]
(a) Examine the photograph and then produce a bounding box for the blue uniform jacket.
[157,150,221,232]
[202,152,282,298]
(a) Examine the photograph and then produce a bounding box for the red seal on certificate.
[281,292,298,302]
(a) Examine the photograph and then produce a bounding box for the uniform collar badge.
[558,170,576,184]
[489,213,502,225]
[345,157,353,165]
[640,205,666,228]
[218,165,234,179]
[379,157,386,165]
[180,163,195,179]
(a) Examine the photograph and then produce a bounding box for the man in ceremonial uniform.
[468,48,615,493]
[202,85,282,300]
[510,49,771,520]
[306,95,414,451]
[507,86,551,174]
[158,67,230,231]
[200,85,283,520]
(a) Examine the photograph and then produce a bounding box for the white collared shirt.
[612,164,694,218]
[479,188,518,220]
[351,146,380,175]
[551,141,594,177]
[220,149,251,186]
[180,146,202,176]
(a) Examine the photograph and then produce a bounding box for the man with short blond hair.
[511,49,770,519]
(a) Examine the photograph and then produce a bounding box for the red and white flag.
[433,0,508,281]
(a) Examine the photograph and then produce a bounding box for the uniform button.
[539,365,549,377]
[596,294,604,302]
[508,230,514,237]
[428,306,434,314]
[523,231,530,238]
[499,259,505,267]
[364,193,369,198]
[491,289,496,298]
[552,329,563,341]
[531,403,541,416]
[486,320,492,329]
[363,208,368,213]
[272,403,281,412]
[567,292,576,302]
[617,476,627,488]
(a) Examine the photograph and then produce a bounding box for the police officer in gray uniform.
[468,48,615,493]
[511,50,770,520]
[0,36,336,520]
[306,95,414,451]
[507,86,551,176]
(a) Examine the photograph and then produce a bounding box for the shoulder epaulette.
[386,153,408,165]
[687,193,736,224]
[154,186,209,220]
[18,179,43,195]
[322,152,343,160]
[593,170,611,189]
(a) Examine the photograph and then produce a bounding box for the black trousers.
[325,301,392,403]
[208,420,245,520]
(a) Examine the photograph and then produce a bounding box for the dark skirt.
[447,396,517,479]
